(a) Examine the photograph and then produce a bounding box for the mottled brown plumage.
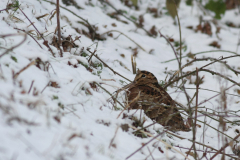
[123,70,190,132]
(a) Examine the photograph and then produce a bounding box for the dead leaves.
[195,21,212,36]
[209,41,221,49]
[51,35,79,52]
[147,7,159,17]
[225,0,240,10]
[50,81,60,88]
[149,25,157,37]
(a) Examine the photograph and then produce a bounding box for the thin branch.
[210,133,240,160]
[161,50,240,63]
[100,30,146,52]
[185,87,240,98]
[95,82,125,109]
[99,0,153,37]
[166,55,240,86]
[201,68,240,87]
[128,125,191,160]
[14,28,43,49]
[28,80,35,94]
[56,0,63,57]
[126,130,165,159]
[43,0,96,40]
[86,48,131,82]
[116,91,140,119]
[164,68,239,90]
[13,61,35,79]
[18,7,55,57]
[109,126,119,148]
[192,67,199,159]
[41,81,50,94]
[166,131,238,159]
[0,34,27,58]
[198,84,235,107]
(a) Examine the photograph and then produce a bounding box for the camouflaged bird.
[122,70,190,132]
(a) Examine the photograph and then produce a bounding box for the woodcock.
[123,70,190,132]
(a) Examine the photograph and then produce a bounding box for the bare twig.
[56,0,63,57]
[161,50,240,63]
[99,0,153,37]
[28,80,35,94]
[13,61,36,79]
[166,131,238,159]
[184,87,240,98]
[166,55,240,87]
[128,125,191,160]
[201,68,240,87]
[86,48,131,82]
[164,68,240,90]
[210,133,240,160]
[109,126,119,148]
[14,28,43,49]
[186,144,194,159]
[147,146,155,160]
[0,34,27,58]
[116,91,140,119]
[95,82,125,109]
[131,55,136,74]
[43,0,96,40]
[87,44,97,63]
[193,67,199,159]
[41,81,50,94]
[18,8,55,57]
[100,30,146,52]
[126,130,165,159]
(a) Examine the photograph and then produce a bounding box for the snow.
[0,0,240,159]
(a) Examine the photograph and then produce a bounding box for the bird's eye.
[141,74,146,78]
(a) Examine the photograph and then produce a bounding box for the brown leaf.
[96,119,111,126]
[225,0,239,9]
[187,52,195,59]
[168,37,174,42]
[43,40,49,48]
[186,26,193,29]
[108,33,113,37]
[120,124,129,132]
[132,48,138,57]
[53,116,61,123]
[226,22,236,28]
[209,41,221,49]
[235,129,240,133]
[185,151,196,157]
[68,133,83,141]
[120,54,125,58]
[68,61,78,68]
[158,147,164,153]
[196,124,201,128]
[147,7,158,17]
[138,15,144,27]
[89,82,98,91]
[237,89,240,95]
[21,90,26,94]
[216,27,221,34]
[195,21,212,36]
[50,81,60,88]
[111,143,117,148]
[149,25,157,37]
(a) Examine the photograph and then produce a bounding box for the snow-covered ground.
[0,0,240,159]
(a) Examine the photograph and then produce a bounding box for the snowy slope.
[0,0,240,159]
